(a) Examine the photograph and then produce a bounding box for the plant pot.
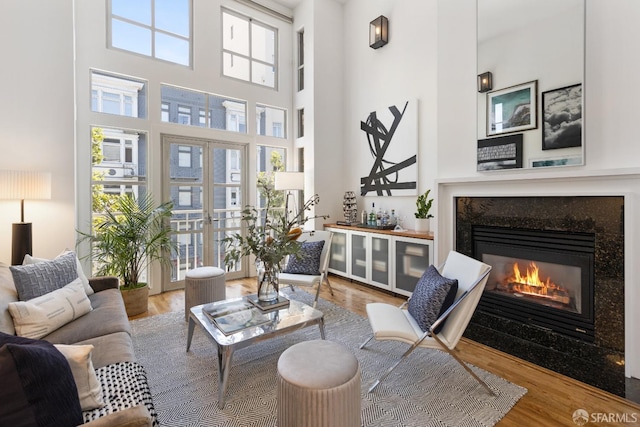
[414,218,431,233]
[120,284,149,317]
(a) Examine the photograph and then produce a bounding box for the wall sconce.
[0,170,51,265]
[478,71,493,93]
[369,15,389,49]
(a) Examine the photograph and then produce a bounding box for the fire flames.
[498,261,571,305]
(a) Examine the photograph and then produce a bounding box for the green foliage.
[78,194,177,289]
[415,189,434,219]
[90,127,119,214]
[256,150,285,208]
[222,183,328,273]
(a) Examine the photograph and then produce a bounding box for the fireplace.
[456,196,625,396]
[473,226,594,341]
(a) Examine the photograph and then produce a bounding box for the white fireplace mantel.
[435,167,640,379]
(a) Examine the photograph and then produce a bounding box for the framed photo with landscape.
[486,80,537,136]
[542,83,582,150]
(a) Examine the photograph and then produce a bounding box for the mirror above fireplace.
[477,0,585,170]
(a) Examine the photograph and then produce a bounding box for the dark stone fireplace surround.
[456,196,625,396]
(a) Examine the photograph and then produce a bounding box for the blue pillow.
[0,332,83,427]
[10,251,78,301]
[283,240,325,275]
[407,265,458,333]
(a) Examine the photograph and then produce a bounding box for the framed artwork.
[530,155,582,168]
[542,84,582,150]
[359,99,418,196]
[486,80,537,136]
[477,134,523,171]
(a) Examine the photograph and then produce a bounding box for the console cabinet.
[325,224,433,297]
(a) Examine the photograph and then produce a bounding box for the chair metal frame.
[360,252,494,395]
[278,230,334,308]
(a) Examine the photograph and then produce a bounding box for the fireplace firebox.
[455,195,625,397]
[473,226,594,341]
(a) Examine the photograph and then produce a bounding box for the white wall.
[341,0,439,227]
[0,0,76,263]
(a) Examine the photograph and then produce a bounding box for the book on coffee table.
[246,294,290,311]
[202,300,271,335]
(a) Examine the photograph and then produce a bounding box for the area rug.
[131,290,527,426]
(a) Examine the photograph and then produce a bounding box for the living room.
[1,0,639,425]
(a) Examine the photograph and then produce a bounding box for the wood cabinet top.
[323,223,434,240]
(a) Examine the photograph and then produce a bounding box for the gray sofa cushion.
[76,332,136,369]
[42,288,131,344]
[0,264,18,335]
[10,251,77,301]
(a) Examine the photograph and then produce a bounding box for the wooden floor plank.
[135,274,640,426]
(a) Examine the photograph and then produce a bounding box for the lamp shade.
[274,172,304,191]
[0,170,51,200]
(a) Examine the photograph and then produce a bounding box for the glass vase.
[256,259,279,302]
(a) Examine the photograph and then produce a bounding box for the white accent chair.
[278,230,334,308]
[360,250,494,394]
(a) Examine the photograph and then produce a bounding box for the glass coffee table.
[186,295,325,409]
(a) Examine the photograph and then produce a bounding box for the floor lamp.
[274,171,304,221]
[0,170,51,265]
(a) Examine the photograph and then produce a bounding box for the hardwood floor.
[134,274,640,427]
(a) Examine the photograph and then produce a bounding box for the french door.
[162,135,246,291]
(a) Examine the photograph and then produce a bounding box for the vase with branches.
[223,183,328,302]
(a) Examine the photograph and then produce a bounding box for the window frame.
[107,0,193,67]
[221,8,279,90]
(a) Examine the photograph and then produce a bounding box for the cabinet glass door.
[328,229,348,275]
[350,233,367,280]
[395,239,431,294]
[371,236,390,286]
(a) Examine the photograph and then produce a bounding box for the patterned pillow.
[0,332,83,427]
[8,279,92,339]
[283,240,325,275]
[407,265,458,333]
[10,251,78,301]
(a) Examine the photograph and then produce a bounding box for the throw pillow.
[54,344,105,410]
[283,240,325,275]
[23,250,94,295]
[407,265,459,333]
[10,251,78,301]
[0,332,83,427]
[7,279,92,339]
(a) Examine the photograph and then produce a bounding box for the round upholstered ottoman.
[277,339,361,427]
[184,267,226,321]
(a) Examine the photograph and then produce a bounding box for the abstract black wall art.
[360,100,418,196]
[542,84,582,150]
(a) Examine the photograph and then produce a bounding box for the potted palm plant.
[78,193,177,316]
[414,189,434,232]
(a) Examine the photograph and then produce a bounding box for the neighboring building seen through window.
[91,70,147,118]
[222,9,277,88]
[160,84,247,133]
[256,104,286,138]
[109,0,191,66]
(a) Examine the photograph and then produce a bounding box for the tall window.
[109,0,191,66]
[160,84,247,133]
[222,9,277,88]
[90,126,147,214]
[297,108,304,138]
[297,29,304,91]
[256,104,286,138]
[91,70,147,118]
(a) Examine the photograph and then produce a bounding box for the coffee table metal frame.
[186,296,325,408]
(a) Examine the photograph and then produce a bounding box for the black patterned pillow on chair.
[283,241,325,275]
[407,265,458,333]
